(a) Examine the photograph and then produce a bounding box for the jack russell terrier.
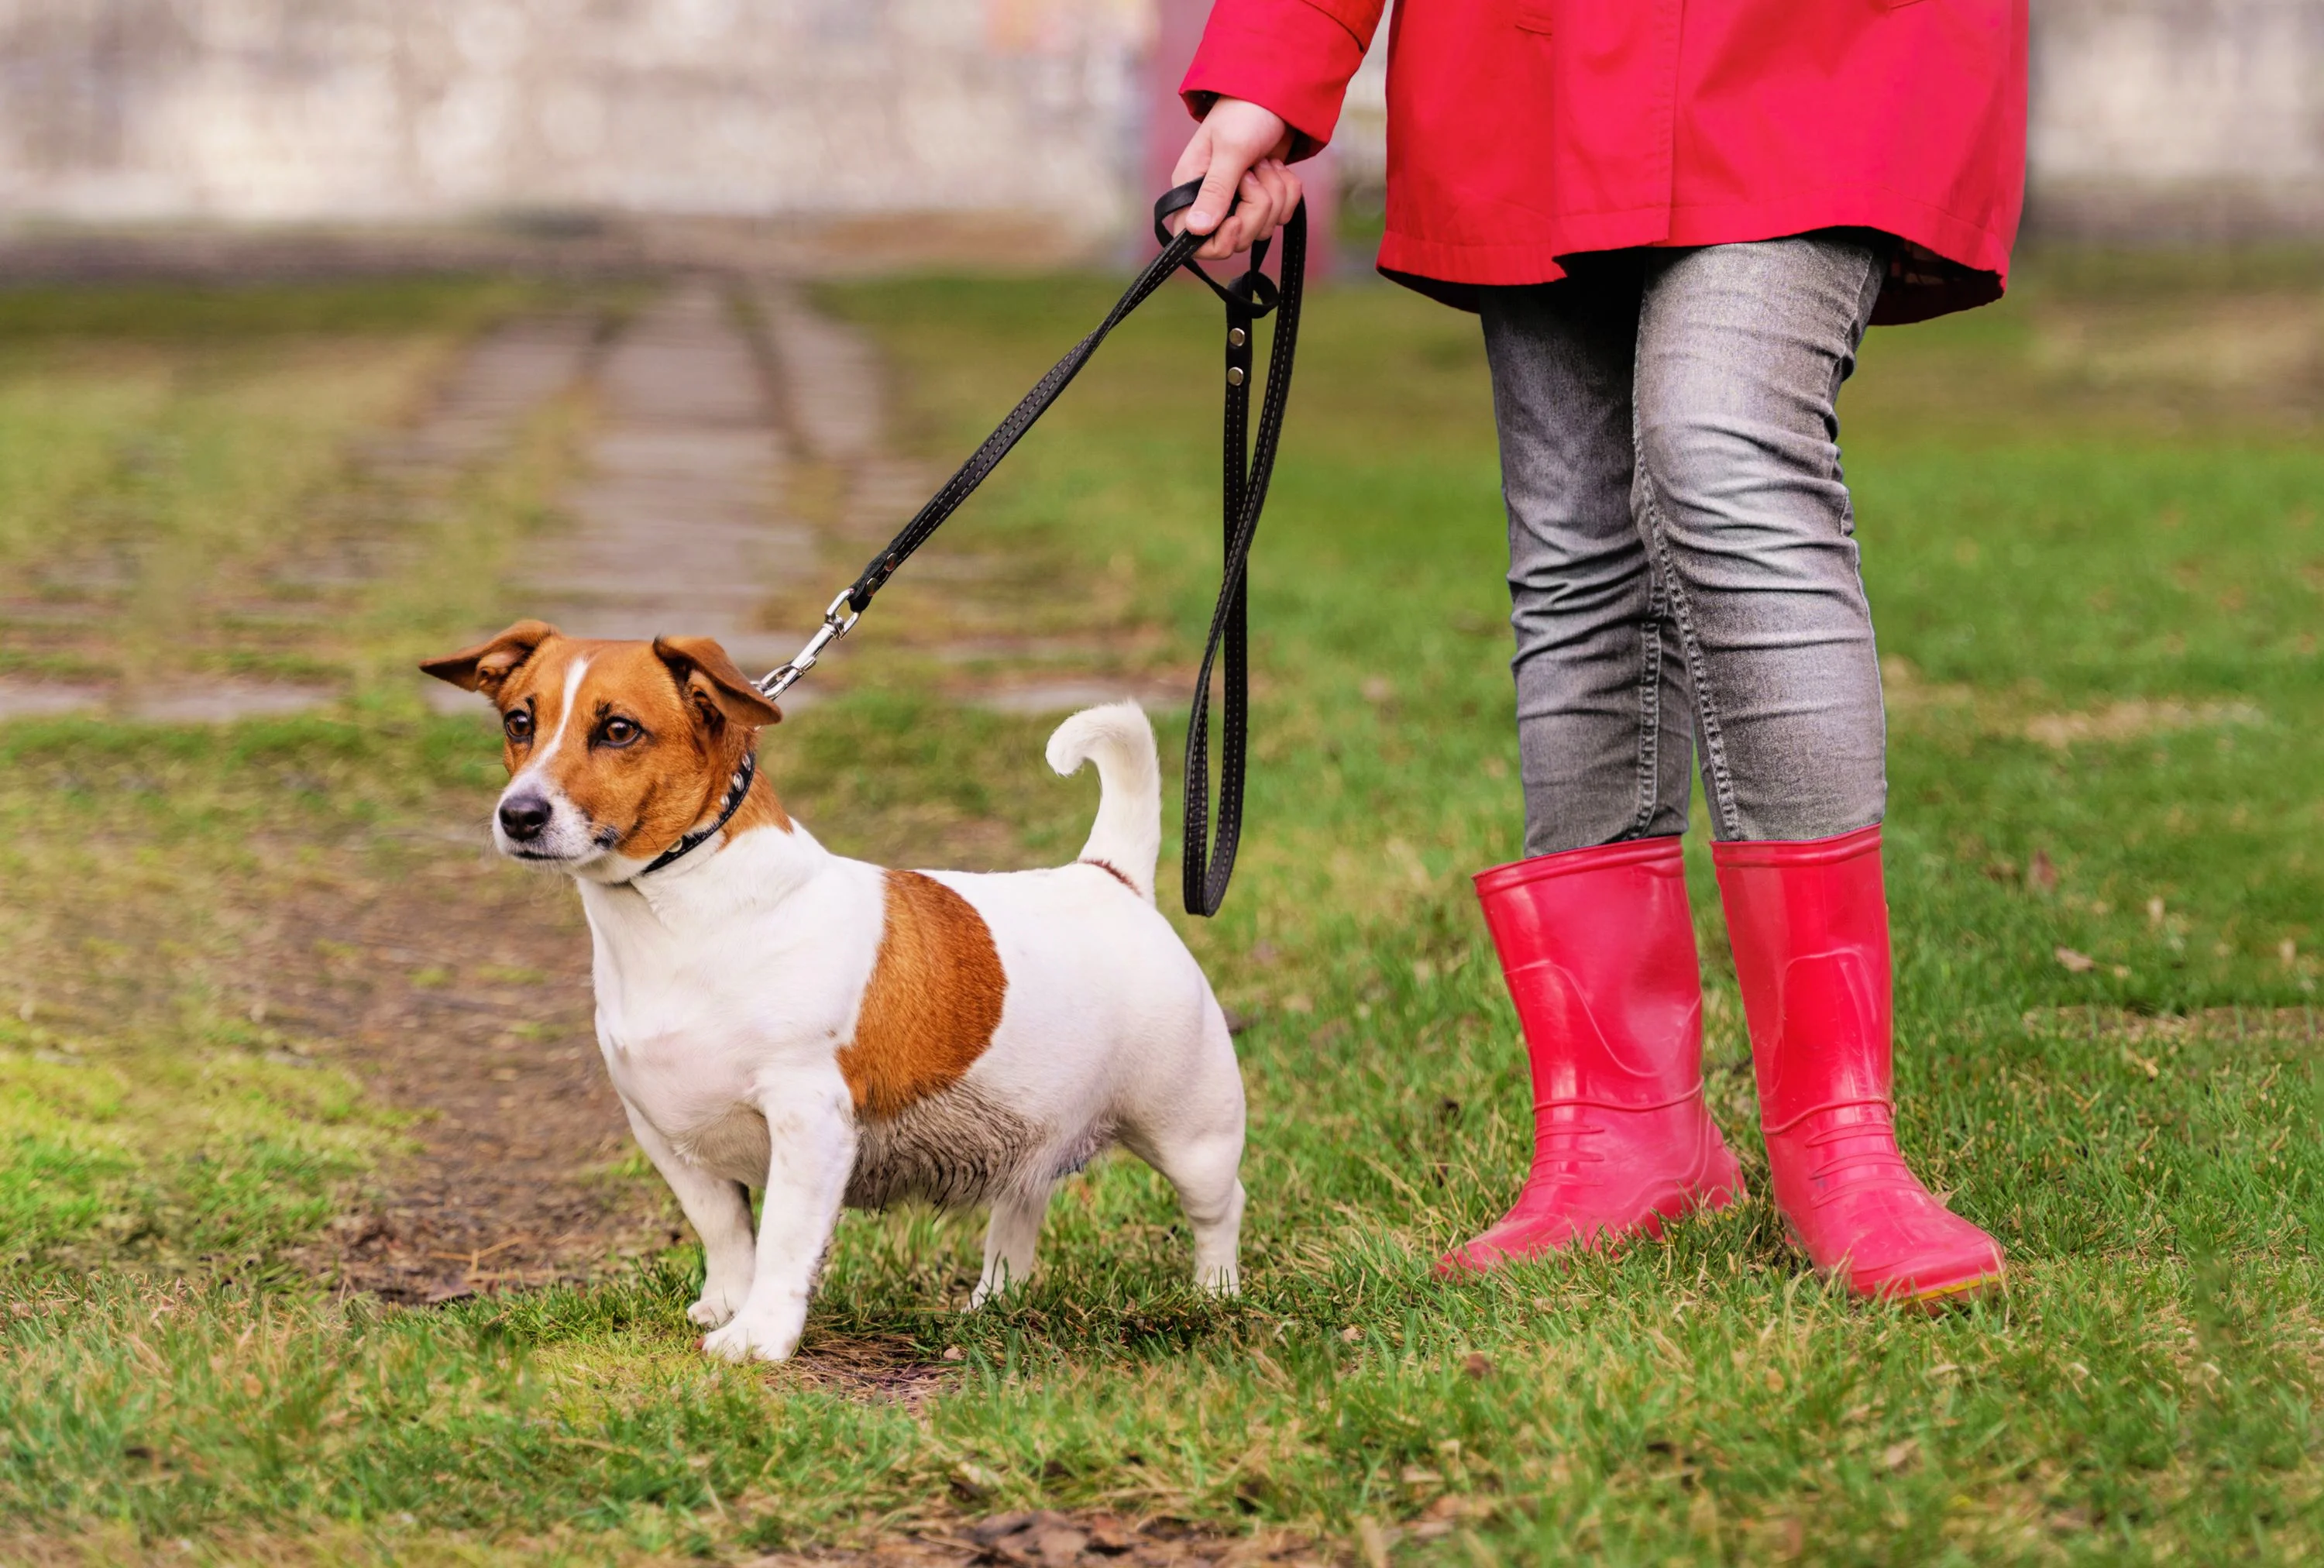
[421,622,1246,1363]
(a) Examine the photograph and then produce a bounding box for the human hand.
[1167,98,1304,261]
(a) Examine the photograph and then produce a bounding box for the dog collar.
[634,747,758,879]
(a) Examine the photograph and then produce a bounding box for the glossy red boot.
[1713,825,2005,1304]
[1437,837,1745,1276]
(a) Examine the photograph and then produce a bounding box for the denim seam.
[1629,565,1666,837]
[1637,481,1741,838]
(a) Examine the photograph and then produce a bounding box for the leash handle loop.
[1152,181,1280,318]
[1181,198,1302,917]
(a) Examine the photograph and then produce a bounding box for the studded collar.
[633,746,757,880]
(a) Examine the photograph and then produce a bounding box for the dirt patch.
[278,839,679,1304]
[2032,294,2324,397]
[781,1332,963,1410]
[2022,1005,2320,1047]
[0,681,105,718]
[126,683,340,723]
[3,1512,1332,1568]
[747,1511,1331,1568]
[2020,697,2264,750]
[1879,658,2269,751]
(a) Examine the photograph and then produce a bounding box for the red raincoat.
[1181,0,2027,324]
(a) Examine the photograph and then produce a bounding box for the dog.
[420,621,1246,1363]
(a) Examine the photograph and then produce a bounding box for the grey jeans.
[1481,233,1889,857]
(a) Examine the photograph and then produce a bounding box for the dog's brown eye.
[503,709,533,743]
[600,717,641,747]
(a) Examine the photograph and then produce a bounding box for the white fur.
[494,655,600,865]
[498,703,1246,1363]
[1047,700,1161,903]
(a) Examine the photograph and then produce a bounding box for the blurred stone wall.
[0,0,1147,237]
[2030,0,2324,238]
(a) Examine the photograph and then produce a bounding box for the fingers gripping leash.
[754,181,1305,916]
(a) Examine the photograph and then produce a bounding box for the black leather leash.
[754,180,1305,917]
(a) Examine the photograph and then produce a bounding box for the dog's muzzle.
[491,783,603,865]
[498,791,552,844]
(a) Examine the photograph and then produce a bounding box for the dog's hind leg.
[1127,1029,1248,1297]
[971,1188,1050,1308]
[1152,1133,1246,1296]
[622,1102,757,1329]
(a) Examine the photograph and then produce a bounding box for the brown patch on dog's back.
[840,871,1006,1119]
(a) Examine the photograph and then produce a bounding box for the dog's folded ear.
[420,621,561,696]
[654,635,783,731]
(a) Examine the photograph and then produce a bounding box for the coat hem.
[1374,182,2015,324]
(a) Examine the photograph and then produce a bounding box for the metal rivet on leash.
[750,177,1306,918]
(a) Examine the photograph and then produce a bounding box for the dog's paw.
[688,1261,753,1328]
[686,1295,739,1329]
[700,1315,795,1363]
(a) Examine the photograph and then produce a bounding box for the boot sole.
[1899,1268,2006,1309]
[1780,1218,2007,1308]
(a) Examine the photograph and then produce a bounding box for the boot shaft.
[1710,824,1893,1133]
[1709,825,2008,1300]
[1473,836,1706,1110]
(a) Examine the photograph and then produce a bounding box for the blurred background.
[1,5,2321,1556]
[0,0,2319,270]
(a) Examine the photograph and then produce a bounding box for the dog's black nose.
[498,793,552,841]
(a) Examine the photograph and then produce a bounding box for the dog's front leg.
[700,1075,856,1364]
[621,1103,758,1329]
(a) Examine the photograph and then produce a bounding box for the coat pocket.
[1513,0,1554,34]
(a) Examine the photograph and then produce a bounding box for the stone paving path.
[513,281,811,676]
[367,313,600,479]
[0,274,1177,724]
[0,313,598,722]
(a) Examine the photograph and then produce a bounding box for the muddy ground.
[275,832,679,1305]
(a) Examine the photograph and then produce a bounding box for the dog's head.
[421,621,784,879]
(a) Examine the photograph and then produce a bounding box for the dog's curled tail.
[1046,701,1161,905]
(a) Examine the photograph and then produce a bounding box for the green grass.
[2,261,2321,1563]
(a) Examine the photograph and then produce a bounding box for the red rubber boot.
[1437,837,1745,1276]
[1713,825,2005,1304]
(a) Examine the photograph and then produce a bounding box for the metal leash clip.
[755,590,861,701]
